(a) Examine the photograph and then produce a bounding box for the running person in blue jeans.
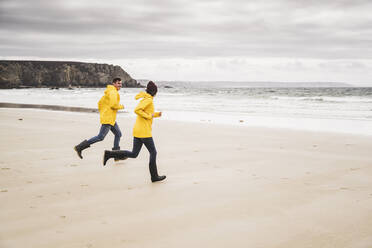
[74,78,124,159]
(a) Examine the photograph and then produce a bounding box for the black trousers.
[121,137,158,177]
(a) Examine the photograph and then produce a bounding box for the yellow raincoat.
[133,91,161,138]
[98,85,124,126]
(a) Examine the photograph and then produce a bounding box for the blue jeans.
[87,123,122,149]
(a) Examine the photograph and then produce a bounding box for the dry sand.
[1,108,372,248]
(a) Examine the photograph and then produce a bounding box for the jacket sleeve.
[109,91,124,110]
[134,99,152,119]
[153,112,161,118]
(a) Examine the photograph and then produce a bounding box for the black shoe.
[74,140,90,159]
[103,150,127,166]
[112,147,127,162]
[103,150,111,166]
[115,157,128,162]
[151,175,166,183]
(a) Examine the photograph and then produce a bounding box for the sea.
[1,81,372,136]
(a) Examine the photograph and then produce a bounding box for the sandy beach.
[1,108,372,248]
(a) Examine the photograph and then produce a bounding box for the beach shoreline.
[0,102,99,113]
[1,101,372,137]
[1,108,372,248]
[1,86,372,136]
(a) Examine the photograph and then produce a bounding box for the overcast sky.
[1,0,372,84]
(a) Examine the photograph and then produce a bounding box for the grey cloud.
[317,60,371,74]
[1,0,372,60]
[349,62,367,69]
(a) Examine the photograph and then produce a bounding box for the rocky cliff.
[0,60,142,88]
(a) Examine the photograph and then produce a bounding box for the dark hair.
[112,78,122,83]
[146,81,158,96]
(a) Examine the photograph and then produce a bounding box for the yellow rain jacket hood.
[133,91,160,138]
[98,85,124,126]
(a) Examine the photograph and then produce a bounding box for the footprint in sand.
[1,167,10,170]
[36,195,43,198]
[60,216,66,219]
[313,145,318,148]
[340,187,351,190]
[80,184,89,187]
[70,164,79,167]
[121,239,135,243]
[1,189,8,193]
[350,168,360,171]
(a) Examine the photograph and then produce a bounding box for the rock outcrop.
[0,60,142,88]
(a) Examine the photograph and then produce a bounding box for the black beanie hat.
[146,81,158,96]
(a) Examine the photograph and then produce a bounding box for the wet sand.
[0,102,98,113]
[1,108,372,248]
